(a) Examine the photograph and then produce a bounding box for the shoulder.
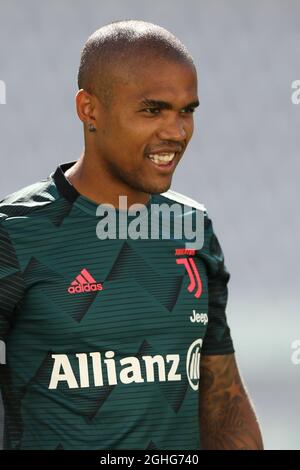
[0,176,59,224]
[156,188,213,231]
[158,188,207,214]
[156,189,223,258]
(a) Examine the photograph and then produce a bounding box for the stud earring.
[88,123,96,132]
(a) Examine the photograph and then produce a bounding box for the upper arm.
[0,221,25,349]
[201,217,234,356]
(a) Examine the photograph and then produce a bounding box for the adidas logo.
[68,268,103,294]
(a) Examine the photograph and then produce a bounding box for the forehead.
[115,59,198,103]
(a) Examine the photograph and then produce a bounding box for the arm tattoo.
[199,354,264,450]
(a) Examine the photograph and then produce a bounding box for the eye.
[143,107,161,114]
[181,107,196,114]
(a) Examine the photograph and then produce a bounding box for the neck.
[64,152,151,208]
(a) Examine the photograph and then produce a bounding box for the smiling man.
[0,20,263,450]
[66,24,199,206]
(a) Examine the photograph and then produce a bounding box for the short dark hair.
[77,20,195,108]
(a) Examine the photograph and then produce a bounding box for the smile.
[147,152,176,166]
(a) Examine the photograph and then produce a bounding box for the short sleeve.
[201,216,235,356]
[0,219,25,348]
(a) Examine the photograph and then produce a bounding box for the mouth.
[145,152,178,172]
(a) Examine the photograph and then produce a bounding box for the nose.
[156,115,188,142]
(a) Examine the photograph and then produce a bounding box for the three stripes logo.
[176,254,202,298]
[68,268,103,295]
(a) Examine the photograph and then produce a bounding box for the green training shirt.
[0,161,234,450]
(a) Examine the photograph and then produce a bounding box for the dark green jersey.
[0,162,234,450]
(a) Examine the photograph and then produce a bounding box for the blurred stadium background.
[0,0,299,450]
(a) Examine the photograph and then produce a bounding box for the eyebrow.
[139,98,200,110]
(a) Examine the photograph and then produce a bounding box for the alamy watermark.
[291,80,300,104]
[0,80,6,104]
[291,339,300,365]
[95,196,204,250]
[0,340,6,365]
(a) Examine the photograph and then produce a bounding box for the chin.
[127,174,173,196]
[146,181,172,195]
[144,176,173,195]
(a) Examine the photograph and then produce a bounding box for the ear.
[75,89,100,131]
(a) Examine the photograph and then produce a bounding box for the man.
[0,20,263,450]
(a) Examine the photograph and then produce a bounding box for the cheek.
[113,119,143,144]
[119,123,153,155]
[99,113,154,158]
[186,118,194,136]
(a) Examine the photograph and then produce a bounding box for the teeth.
[148,153,175,164]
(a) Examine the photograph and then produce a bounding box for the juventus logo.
[176,257,202,298]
